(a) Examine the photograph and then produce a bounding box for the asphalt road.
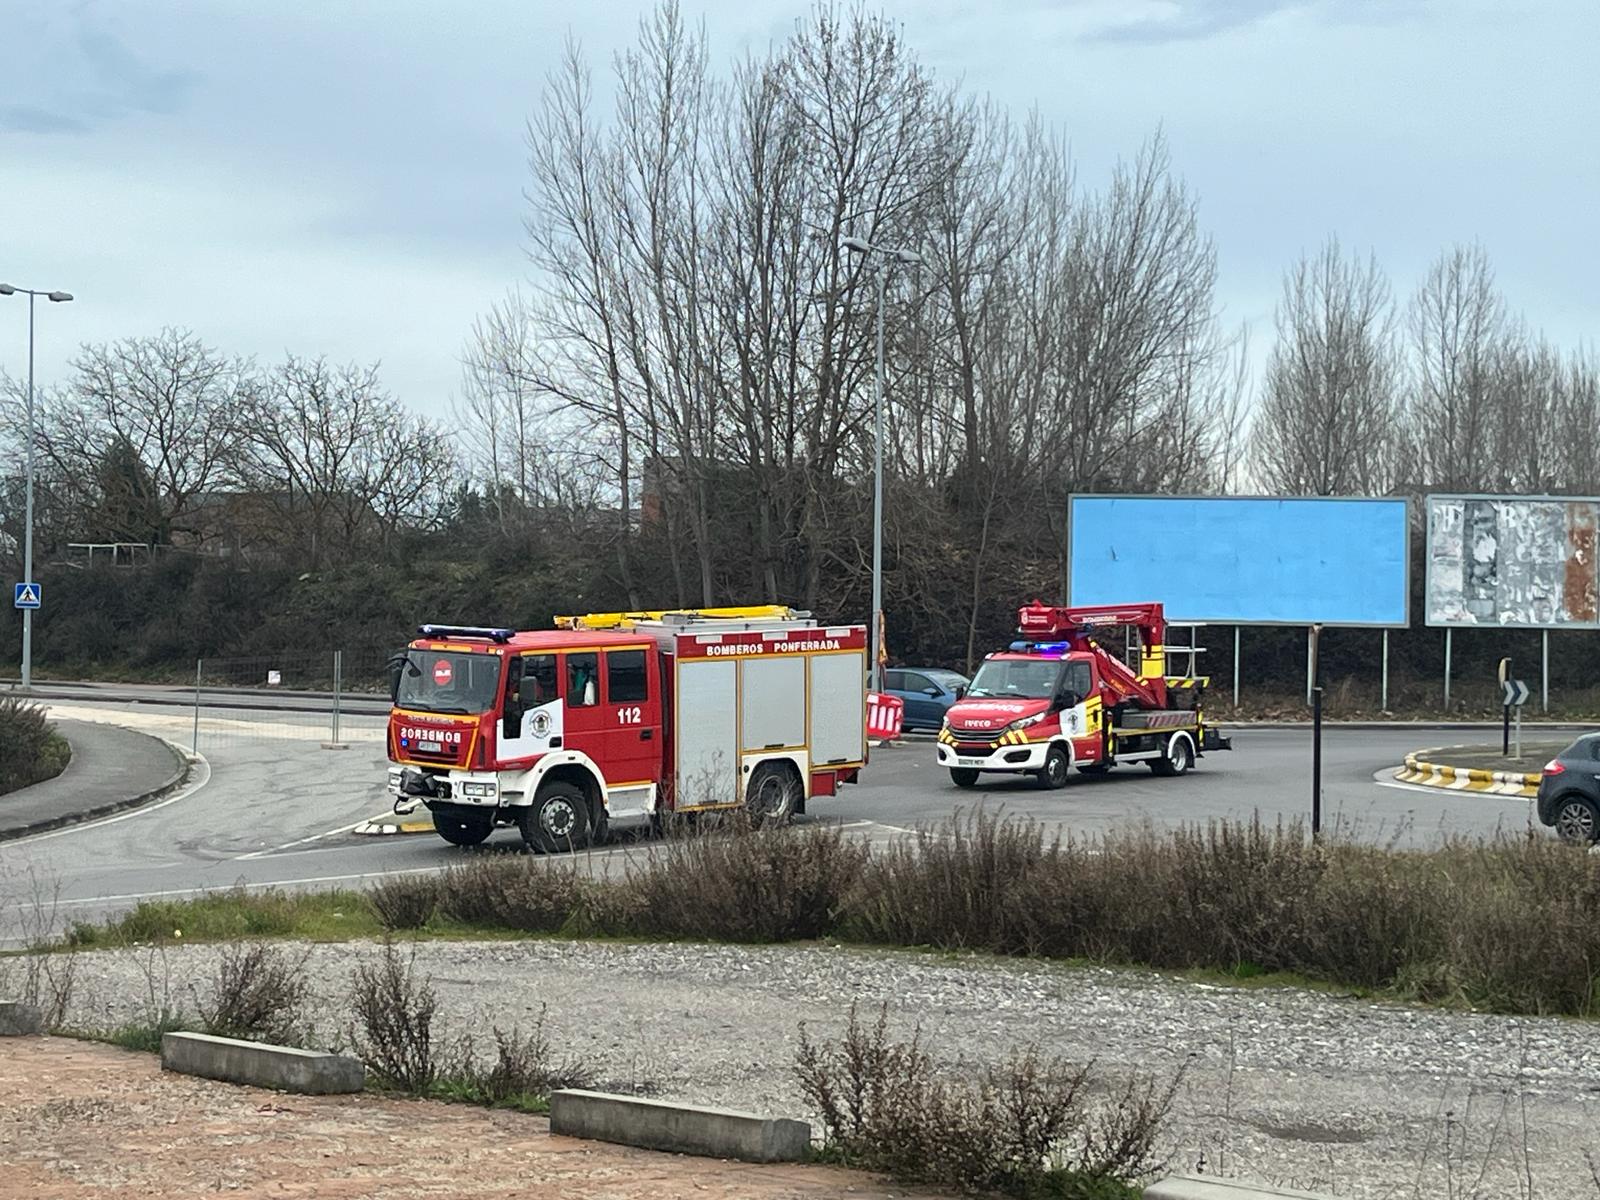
[0,696,1574,939]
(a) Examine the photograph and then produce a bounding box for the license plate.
[417,740,442,754]
[957,757,984,768]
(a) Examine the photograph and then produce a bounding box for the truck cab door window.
[1059,661,1092,708]
[566,652,599,707]
[607,649,648,703]
[521,654,557,706]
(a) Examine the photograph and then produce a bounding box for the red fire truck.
[386,606,868,850]
[936,601,1230,788]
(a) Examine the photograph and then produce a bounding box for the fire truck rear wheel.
[434,809,493,847]
[1035,745,1071,790]
[949,768,979,788]
[519,781,592,853]
[1150,733,1194,777]
[745,762,800,827]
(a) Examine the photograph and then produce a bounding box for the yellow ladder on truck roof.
[554,605,804,630]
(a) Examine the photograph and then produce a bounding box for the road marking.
[232,815,375,861]
[1372,770,1532,802]
[6,750,213,846]
[49,865,456,908]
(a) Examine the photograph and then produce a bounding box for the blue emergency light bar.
[416,624,514,643]
[1008,640,1072,656]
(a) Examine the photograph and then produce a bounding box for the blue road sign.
[13,582,41,609]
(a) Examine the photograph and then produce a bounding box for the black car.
[1536,733,1600,843]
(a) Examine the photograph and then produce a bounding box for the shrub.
[796,1002,1168,1197]
[436,1007,595,1109]
[348,941,438,1092]
[370,875,439,931]
[433,857,587,933]
[0,696,70,794]
[602,819,867,943]
[194,942,310,1043]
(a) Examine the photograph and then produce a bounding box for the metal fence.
[186,650,391,753]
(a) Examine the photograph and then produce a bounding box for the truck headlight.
[461,782,498,799]
[1008,713,1046,732]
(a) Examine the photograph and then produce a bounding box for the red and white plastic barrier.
[866,692,904,741]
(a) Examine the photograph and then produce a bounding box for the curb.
[0,737,195,843]
[1393,747,1540,798]
[353,811,436,836]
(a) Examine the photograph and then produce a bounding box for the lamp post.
[0,283,74,690]
[841,236,918,692]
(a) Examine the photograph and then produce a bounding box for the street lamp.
[0,283,74,690]
[841,236,919,692]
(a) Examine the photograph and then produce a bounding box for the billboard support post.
[1311,685,1323,842]
[1381,630,1389,712]
[1232,626,1240,708]
[1444,629,1452,709]
[1543,630,1549,713]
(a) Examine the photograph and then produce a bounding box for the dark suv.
[1536,733,1600,843]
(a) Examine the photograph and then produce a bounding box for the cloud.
[0,106,90,135]
[0,12,200,136]
[1086,0,1304,43]
[76,27,199,117]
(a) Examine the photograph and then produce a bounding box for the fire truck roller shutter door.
[741,656,806,751]
[675,658,739,808]
[810,650,867,767]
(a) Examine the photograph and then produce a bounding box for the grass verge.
[50,813,1600,1019]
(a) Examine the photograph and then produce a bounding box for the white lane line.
[50,865,454,908]
[6,751,213,846]
[232,816,374,861]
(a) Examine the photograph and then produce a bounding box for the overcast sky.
[2,0,1595,418]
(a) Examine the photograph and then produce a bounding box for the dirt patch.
[0,1037,933,1199]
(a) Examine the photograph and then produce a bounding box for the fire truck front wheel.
[433,807,493,847]
[1035,744,1071,790]
[519,781,592,853]
[949,768,979,788]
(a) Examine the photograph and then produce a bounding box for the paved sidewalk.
[0,1037,938,1200]
[0,718,186,840]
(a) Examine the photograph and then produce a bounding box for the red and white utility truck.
[937,601,1230,788]
[386,606,868,850]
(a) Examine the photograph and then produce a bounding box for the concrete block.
[0,1001,44,1036]
[160,1032,365,1095]
[549,1088,811,1163]
[1145,1176,1339,1200]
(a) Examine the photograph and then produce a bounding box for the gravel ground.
[12,937,1600,1198]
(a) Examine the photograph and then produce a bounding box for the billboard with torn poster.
[1426,495,1600,628]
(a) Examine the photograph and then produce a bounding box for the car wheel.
[950,768,979,788]
[519,781,591,854]
[1554,795,1600,845]
[1035,745,1071,790]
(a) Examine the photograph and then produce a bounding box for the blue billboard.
[1068,495,1410,626]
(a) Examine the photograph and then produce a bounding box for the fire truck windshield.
[395,650,503,715]
[966,658,1063,700]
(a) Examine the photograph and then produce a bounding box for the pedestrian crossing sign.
[13,582,41,609]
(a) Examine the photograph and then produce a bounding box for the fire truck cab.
[937,601,1229,789]
[386,607,868,851]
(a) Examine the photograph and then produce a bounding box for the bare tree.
[240,357,454,566]
[1406,243,1507,491]
[1250,239,1401,495]
[2,330,249,545]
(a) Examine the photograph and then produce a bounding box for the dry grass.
[795,1002,1169,1197]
